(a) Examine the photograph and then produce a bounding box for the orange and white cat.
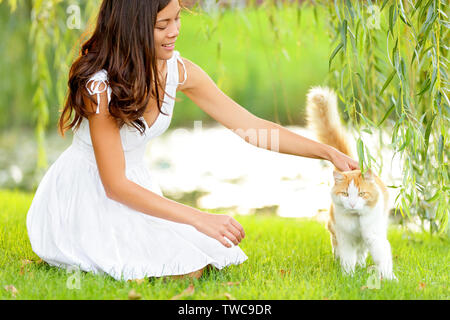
[306,86,397,281]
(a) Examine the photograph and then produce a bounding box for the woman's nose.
[168,23,179,38]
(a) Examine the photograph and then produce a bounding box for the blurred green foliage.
[0,2,34,130]
[1,0,447,234]
[325,0,449,234]
[0,1,329,132]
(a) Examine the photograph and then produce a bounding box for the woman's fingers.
[333,150,359,172]
[350,159,359,170]
[196,213,246,248]
[223,231,239,246]
[227,224,243,243]
[346,155,359,170]
[221,218,245,247]
[217,235,232,248]
[226,217,246,244]
[230,218,245,239]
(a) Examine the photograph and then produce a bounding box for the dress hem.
[44,254,248,282]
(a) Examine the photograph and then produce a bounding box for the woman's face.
[154,0,181,61]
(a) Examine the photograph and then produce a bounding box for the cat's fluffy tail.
[306,86,353,158]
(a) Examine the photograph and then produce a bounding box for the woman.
[26,0,358,282]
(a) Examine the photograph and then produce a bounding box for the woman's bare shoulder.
[176,56,205,92]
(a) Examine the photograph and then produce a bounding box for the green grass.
[0,189,449,300]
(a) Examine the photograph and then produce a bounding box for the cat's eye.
[358,192,366,196]
[340,192,349,196]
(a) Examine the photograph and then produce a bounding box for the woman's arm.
[178,58,359,171]
[84,83,244,248]
[251,119,359,171]
[109,179,245,248]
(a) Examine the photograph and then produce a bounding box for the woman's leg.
[147,264,219,282]
[168,267,205,280]
[168,264,220,280]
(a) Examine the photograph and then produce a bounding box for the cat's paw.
[356,259,366,268]
[340,262,356,276]
[381,272,398,281]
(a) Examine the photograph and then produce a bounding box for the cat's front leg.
[364,236,397,281]
[356,245,368,268]
[330,234,339,260]
[336,235,357,275]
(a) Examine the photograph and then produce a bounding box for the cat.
[306,86,397,281]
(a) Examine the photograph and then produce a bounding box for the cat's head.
[331,169,379,211]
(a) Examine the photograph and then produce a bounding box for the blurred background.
[0,0,447,233]
[0,0,335,217]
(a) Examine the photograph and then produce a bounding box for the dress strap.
[175,52,187,86]
[86,70,109,114]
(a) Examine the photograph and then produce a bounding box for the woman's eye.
[156,18,179,30]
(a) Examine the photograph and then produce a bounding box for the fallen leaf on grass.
[224,293,236,300]
[19,259,37,276]
[170,284,195,300]
[418,282,426,290]
[23,258,44,265]
[280,269,291,277]
[4,285,19,297]
[128,289,142,300]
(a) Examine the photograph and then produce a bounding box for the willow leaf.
[416,78,431,96]
[357,138,365,172]
[380,0,390,11]
[329,43,343,70]
[341,19,348,51]
[424,114,436,158]
[377,103,395,127]
[380,70,396,95]
[425,190,441,203]
[438,134,444,164]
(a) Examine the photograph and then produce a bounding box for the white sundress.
[26,50,248,281]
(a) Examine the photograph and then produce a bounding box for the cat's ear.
[362,169,374,181]
[333,170,345,183]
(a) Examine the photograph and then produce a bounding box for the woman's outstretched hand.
[193,212,245,248]
[328,147,360,172]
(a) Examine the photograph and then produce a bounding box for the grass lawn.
[0,189,448,300]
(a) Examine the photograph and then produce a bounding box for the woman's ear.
[333,170,345,183]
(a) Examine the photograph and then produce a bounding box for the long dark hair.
[58,0,183,136]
